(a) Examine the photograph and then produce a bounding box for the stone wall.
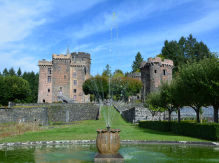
[0,103,99,126]
[0,107,48,126]
[47,103,99,122]
[114,103,165,123]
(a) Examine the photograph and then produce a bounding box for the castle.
[37,47,91,103]
[140,57,173,101]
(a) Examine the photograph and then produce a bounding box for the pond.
[0,143,219,163]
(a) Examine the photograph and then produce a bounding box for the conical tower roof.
[66,42,70,55]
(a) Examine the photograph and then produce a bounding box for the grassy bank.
[0,106,213,143]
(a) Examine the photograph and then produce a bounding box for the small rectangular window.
[154,70,157,73]
[163,70,167,75]
[74,80,77,85]
[73,72,76,78]
[73,89,77,93]
[48,89,50,92]
[64,75,66,79]
[60,87,62,90]
[47,76,51,82]
[48,68,51,74]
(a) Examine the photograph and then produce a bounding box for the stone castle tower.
[37,46,91,103]
[140,57,173,101]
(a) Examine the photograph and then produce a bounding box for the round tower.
[140,57,173,101]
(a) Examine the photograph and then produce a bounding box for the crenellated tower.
[140,57,173,101]
[38,46,91,103]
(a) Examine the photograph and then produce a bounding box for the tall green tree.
[111,77,142,102]
[132,52,144,73]
[22,71,39,103]
[161,34,211,76]
[83,76,109,102]
[2,75,31,105]
[3,68,9,77]
[102,64,111,77]
[144,91,164,121]
[8,67,16,76]
[17,67,22,77]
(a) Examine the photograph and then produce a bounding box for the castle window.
[74,80,77,85]
[47,76,51,82]
[73,72,76,78]
[64,75,66,79]
[84,67,86,75]
[58,67,60,70]
[60,87,62,90]
[74,95,76,100]
[48,68,51,74]
[73,89,77,93]
[163,69,167,75]
[43,99,45,103]
[154,70,157,73]
[48,89,50,92]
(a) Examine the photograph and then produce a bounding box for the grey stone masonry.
[114,103,165,123]
[0,103,99,125]
[0,107,48,126]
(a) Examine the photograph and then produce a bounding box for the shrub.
[52,101,63,103]
[139,121,219,141]
[139,121,172,132]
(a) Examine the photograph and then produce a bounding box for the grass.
[0,106,215,143]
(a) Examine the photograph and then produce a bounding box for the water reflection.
[0,144,219,163]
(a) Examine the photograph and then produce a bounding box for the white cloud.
[0,0,51,45]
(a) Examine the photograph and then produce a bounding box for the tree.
[194,55,219,123]
[2,75,31,105]
[102,64,111,77]
[161,34,211,76]
[22,71,39,103]
[110,77,142,102]
[17,67,22,77]
[132,52,144,73]
[8,67,16,76]
[144,91,164,121]
[158,81,179,122]
[176,60,209,123]
[83,76,109,102]
[113,69,124,78]
[3,68,9,77]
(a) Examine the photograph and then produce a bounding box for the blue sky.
[0,0,219,76]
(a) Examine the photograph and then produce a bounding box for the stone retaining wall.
[114,103,165,123]
[0,107,48,126]
[0,103,99,125]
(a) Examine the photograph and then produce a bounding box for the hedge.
[139,121,219,141]
[139,121,172,132]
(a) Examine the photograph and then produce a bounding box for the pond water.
[0,143,219,163]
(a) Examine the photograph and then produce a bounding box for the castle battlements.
[140,57,173,69]
[52,54,71,59]
[38,59,52,66]
[71,52,91,59]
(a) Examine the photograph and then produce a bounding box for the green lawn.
[0,106,213,143]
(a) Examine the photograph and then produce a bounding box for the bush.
[139,121,219,141]
[171,122,219,141]
[139,121,172,132]
[52,101,63,103]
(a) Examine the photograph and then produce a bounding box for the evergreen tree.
[161,34,211,76]
[17,67,22,77]
[132,52,144,73]
[102,64,111,77]
[8,67,16,76]
[3,68,9,77]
